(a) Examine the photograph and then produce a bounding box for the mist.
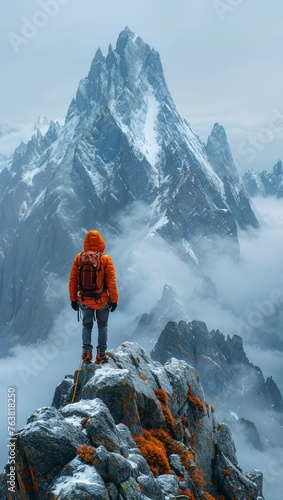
[1,196,283,498]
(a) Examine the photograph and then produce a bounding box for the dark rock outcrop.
[151,321,283,415]
[151,319,283,459]
[0,342,264,499]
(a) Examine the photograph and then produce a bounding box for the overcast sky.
[1,0,283,173]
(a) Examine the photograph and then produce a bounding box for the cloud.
[0,307,81,469]
[1,1,283,172]
[199,198,283,330]
[1,196,283,500]
[0,118,51,157]
[95,197,283,359]
[231,427,283,499]
[196,196,283,498]
[104,202,200,314]
[245,344,283,394]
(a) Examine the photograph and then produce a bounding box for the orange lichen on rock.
[180,491,196,499]
[137,482,144,492]
[134,433,171,477]
[223,468,233,478]
[190,468,206,489]
[203,492,217,499]
[154,388,169,406]
[187,387,206,415]
[77,444,95,463]
[134,388,208,493]
[180,416,190,428]
[149,428,195,466]
[134,357,140,367]
[81,416,90,426]
[154,389,175,428]
[139,375,147,381]
[118,385,140,431]
[144,427,208,492]
[15,445,40,494]
[28,466,40,492]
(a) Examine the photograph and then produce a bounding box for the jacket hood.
[83,230,106,253]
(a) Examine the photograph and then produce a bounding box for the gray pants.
[80,303,109,354]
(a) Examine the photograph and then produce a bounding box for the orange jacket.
[69,230,118,310]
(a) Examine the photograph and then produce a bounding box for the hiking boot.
[96,350,109,364]
[82,345,93,363]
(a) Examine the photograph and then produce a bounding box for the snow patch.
[230,411,239,420]
[109,87,160,181]
[64,415,84,429]
[182,238,199,265]
[22,166,41,186]
[141,89,160,167]
[52,462,99,495]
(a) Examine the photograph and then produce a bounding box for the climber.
[69,230,118,363]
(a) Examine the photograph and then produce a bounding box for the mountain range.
[1,26,282,499]
[242,159,283,198]
[0,26,258,349]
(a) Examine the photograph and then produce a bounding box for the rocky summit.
[1,342,264,499]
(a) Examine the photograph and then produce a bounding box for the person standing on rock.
[69,230,118,364]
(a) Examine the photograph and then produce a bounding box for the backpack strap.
[77,253,84,302]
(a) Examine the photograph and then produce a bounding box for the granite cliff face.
[0,342,264,499]
[0,27,258,349]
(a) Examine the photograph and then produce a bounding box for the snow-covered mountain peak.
[0,28,259,344]
[115,25,139,52]
[69,27,168,121]
[210,122,227,141]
